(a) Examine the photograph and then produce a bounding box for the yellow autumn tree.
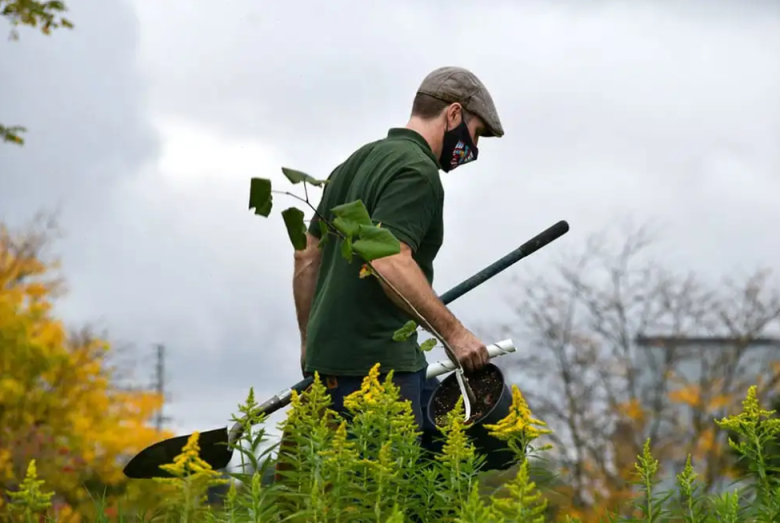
[0,217,172,521]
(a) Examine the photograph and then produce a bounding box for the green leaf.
[393,321,418,342]
[281,167,327,187]
[249,178,272,217]
[420,339,437,352]
[340,236,353,262]
[352,225,400,261]
[317,220,329,249]
[0,124,27,146]
[281,207,307,250]
[331,200,372,237]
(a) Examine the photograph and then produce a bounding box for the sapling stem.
[274,188,478,409]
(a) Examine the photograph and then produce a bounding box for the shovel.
[123,220,569,479]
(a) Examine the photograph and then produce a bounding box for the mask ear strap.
[460,106,471,128]
[442,103,456,142]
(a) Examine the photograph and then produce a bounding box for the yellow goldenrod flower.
[437,396,476,465]
[634,438,659,478]
[344,363,385,412]
[715,385,780,435]
[676,454,698,500]
[319,420,359,465]
[484,385,552,443]
[7,459,54,516]
[156,431,228,490]
[490,459,548,521]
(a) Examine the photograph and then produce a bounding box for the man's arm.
[371,243,488,373]
[368,167,489,373]
[293,232,322,369]
[370,242,460,332]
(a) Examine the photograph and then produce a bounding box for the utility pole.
[153,343,171,431]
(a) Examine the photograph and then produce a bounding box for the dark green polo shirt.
[304,128,444,376]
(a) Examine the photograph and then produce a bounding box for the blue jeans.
[264,369,442,486]
[317,369,442,453]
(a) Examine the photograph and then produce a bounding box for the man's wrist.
[435,312,466,343]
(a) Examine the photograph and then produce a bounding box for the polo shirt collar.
[387,128,441,169]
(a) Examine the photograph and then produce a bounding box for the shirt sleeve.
[307,198,326,238]
[307,173,335,239]
[370,168,439,252]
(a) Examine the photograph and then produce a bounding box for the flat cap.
[416,66,504,138]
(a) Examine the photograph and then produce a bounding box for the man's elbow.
[294,233,322,270]
[370,241,414,274]
[371,242,417,301]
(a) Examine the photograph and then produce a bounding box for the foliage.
[151,432,230,521]
[0,218,170,521]
[4,168,780,522]
[1,124,27,145]
[249,168,401,263]
[5,459,54,520]
[1,0,74,145]
[7,373,780,521]
[1,0,73,36]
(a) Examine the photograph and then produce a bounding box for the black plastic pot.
[425,363,515,472]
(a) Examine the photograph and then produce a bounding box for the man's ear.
[444,103,462,129]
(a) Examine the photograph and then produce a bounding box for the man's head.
[407,66,504,173]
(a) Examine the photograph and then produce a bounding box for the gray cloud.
[0,0,163,348]
[2,0,779,465]
[0,0,159,211]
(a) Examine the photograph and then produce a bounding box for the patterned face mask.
[439,116,478,173]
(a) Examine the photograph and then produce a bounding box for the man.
[292,66,504,433]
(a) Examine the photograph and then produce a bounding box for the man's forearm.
[371,251,465,341]
[293,234,322,345]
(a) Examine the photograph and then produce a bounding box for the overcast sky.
[2,0,779,460]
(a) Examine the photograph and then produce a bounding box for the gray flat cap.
[416,66,504,138]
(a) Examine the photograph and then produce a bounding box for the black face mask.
[439,117,478,173]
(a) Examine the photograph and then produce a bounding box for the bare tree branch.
[491,220,780,514]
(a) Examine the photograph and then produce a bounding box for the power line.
[153,343,172,431]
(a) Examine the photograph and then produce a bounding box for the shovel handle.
[227,377,314,444]
[229,339,517,444]
[437,220,569,304]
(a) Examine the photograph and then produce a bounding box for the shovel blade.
[123,427,232,479]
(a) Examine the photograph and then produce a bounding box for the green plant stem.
[687,493,696,522]
[752,431,772,502]
[644,475,653,522]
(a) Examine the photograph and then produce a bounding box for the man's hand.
[300,342,306,377]
[448,328,489,374]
